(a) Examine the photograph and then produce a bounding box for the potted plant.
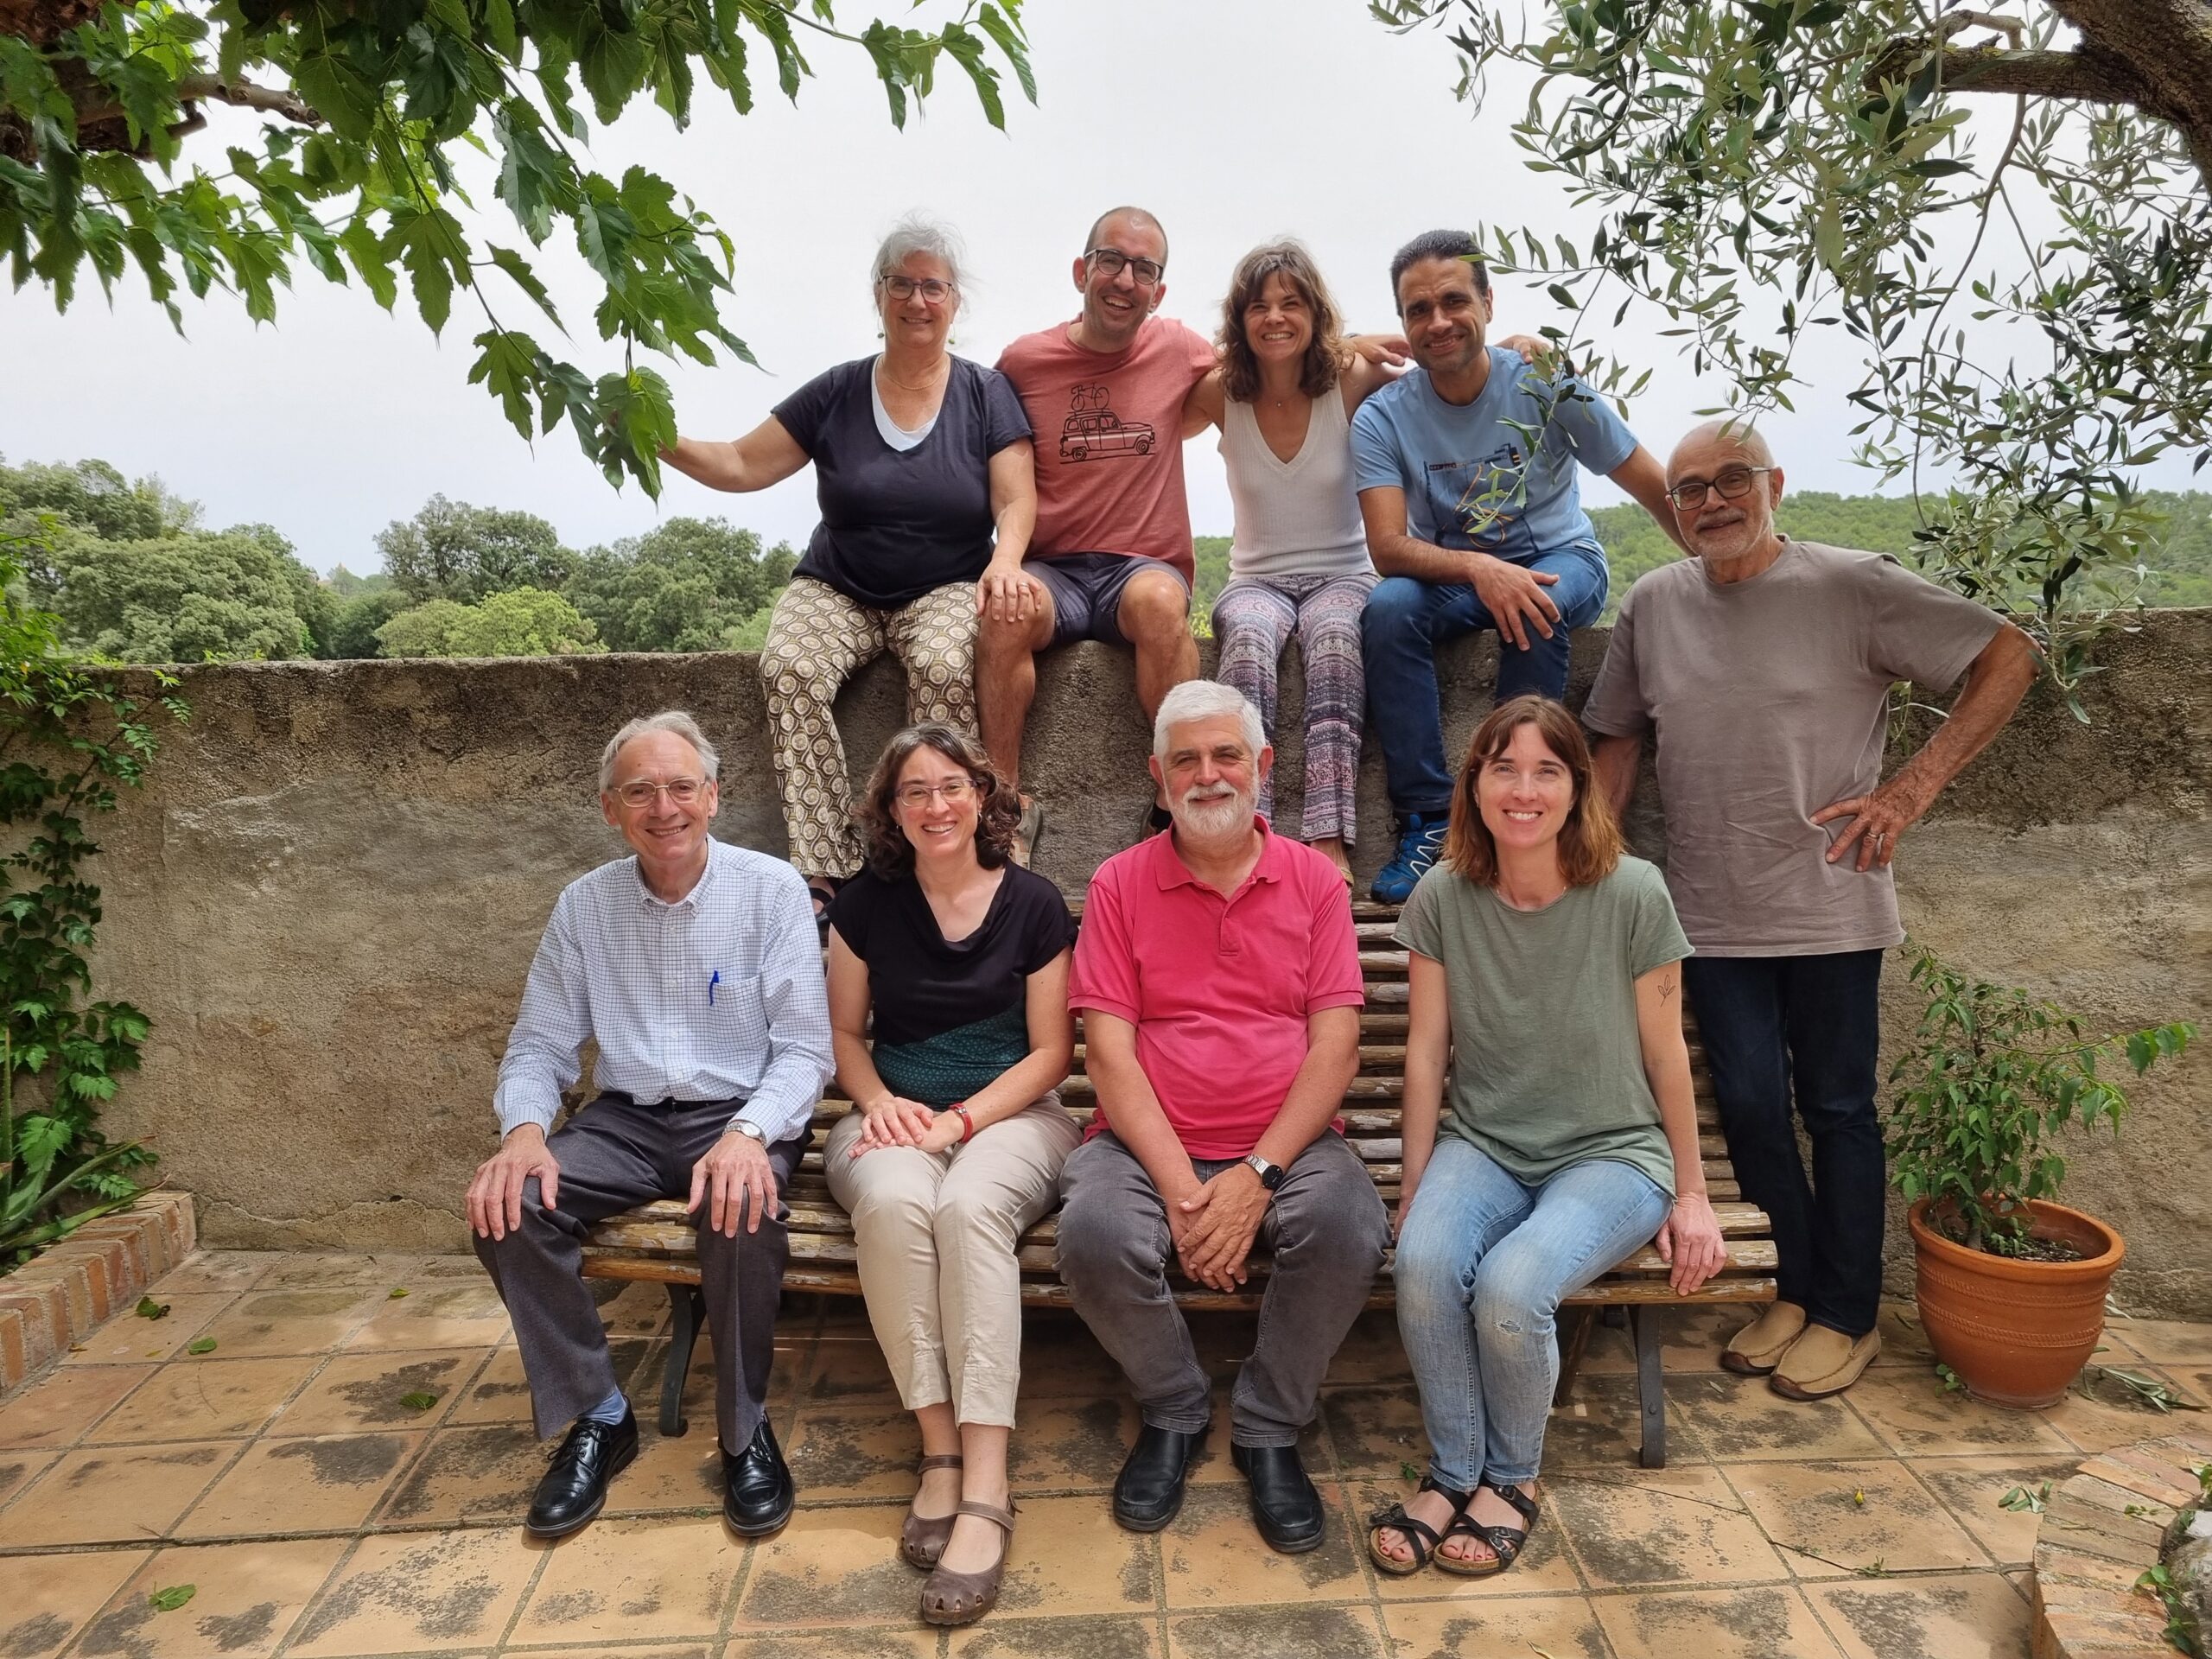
[1885,946,2195,1409]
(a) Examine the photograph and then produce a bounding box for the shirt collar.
[634,839,719,912]
[1150,815,1283,893]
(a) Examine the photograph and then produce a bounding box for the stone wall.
[84,612,2212,1314]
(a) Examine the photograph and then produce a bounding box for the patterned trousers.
[760,575,976,880]
[1212,571,1378,844]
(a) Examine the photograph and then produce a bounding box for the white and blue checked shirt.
[493,838,834,1144]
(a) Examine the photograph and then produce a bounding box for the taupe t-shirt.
[1583,538,2003,957]
[1396,855,1689,1196]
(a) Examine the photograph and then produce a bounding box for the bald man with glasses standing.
[1584,422,2036,1402]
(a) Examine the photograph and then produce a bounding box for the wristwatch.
[729,1119,766,1143]
[1242,1153,1285,1191]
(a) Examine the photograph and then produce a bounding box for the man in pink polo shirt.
[1058,680,1390,1554]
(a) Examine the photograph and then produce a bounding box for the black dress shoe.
[1231,1442,1325,1554]
[723,1418,796,1536]
[1111,1421,1208,1532]
[526,1408,639,1538]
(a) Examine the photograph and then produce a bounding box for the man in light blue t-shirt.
[1351,229,1683,903]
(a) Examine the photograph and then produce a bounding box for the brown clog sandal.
[899,1454,964,1571]
[918,1499,1016,1627]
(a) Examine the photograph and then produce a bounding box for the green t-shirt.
[1395,855,1691,1195]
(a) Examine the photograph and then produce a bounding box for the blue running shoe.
[1370,813,1447,905]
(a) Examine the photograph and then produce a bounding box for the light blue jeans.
[1394,1136,1670,1489]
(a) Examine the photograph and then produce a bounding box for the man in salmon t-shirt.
[979,205,1217,846]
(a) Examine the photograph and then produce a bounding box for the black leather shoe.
[1231,1442,1325,1554]
[723,1418,796,1536]
[1111,1421,1208,1532]
[525,1408,639,1538]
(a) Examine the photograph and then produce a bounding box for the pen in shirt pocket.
[708,969,720,1007]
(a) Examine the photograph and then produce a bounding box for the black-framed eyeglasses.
[1665,466,1773,512]
[1083,246,1165,286]
[880,274,955,305]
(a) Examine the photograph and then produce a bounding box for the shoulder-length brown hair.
[1217,240,1346,404]
[856,722,1022,880]
[1442,696,1624,889]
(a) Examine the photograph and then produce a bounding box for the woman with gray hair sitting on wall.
[821,721,1077,1627]
[660,215,1038,934]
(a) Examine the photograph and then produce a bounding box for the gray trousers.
[474,1093,804,1454]
[1055,1128,1391,1447]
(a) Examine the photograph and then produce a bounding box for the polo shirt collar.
[1150,815,1283,893]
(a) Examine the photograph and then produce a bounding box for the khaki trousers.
[823,1096,1081,1427]
[759,576,977,880]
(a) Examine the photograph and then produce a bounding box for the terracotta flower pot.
[1908,1198,2125,1410]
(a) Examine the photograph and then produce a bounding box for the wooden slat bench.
[581,902,1773,1467]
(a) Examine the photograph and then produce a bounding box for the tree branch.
[174,75,323,126]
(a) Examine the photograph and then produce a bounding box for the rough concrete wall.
[83,613,2212,1314]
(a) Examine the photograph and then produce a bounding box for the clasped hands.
[1169,1163,1271,1292]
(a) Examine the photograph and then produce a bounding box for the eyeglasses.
[1665,466,1772,512]
[1084,247,1165,287]
[880,274,955,305]
[613,777,705,808]
[894,779,976,810]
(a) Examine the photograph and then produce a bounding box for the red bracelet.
[950,1103,976,1142]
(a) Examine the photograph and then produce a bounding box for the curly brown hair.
[856,723,1022,880]
[1442,696,1624,888]
[1217,240,1346,404]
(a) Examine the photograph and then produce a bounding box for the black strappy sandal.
[1365,1476,1472,1577]
[1437,1478,1540,1578]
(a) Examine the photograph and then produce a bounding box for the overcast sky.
[2,1,2194,575]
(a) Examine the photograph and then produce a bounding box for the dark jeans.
[1360,543,1609,817]
[1682,950,1885,1337]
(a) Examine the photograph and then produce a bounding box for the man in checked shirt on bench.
[467,709,834,1541]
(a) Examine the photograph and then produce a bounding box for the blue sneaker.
[1370,813,1447,904]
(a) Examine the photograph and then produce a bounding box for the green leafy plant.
[0,517,183,1269]
[1885,947,2194,1256]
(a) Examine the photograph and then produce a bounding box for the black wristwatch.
[1242,1153,1285,1191]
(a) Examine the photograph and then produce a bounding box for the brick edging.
[2032,1429,2212,1659]
[0,1192,196,1394]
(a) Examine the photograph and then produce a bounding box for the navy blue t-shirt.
[772,355,1033,609]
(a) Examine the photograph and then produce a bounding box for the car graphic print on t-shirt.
[1057,383,1157,462]
[1426,440,1527,551]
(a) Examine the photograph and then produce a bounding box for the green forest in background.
[3,453,2209,664]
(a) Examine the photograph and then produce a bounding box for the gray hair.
[873,213,968,312]
[1154,680,1265,763]
[598,710,721,794]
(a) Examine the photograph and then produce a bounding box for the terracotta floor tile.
[1721,1458,1988,1578]
[1841,1370,2074,1457]
[270,1350,491,1435]
[946,1614,1163,1658]
[0,1365,143,1449]
[783,1405,920,1503]
[1380,1594,1609,1659]
[286,1527,541,1656]
[1910,1452,2082,1567]
[1593,1584,1846,1659]
[726,1630,935,1659]
[175,1432,429,1539]
[0,1548,155,1659]
[61,1294,237,1364]
[148,1252,276,1296]
[448,1340,651,1429]
[342,1281,516,1351]
[0,1441,239,1546]
[1804,1572,2033,1659]
[1669,1372,1891,1460]
[1188,1406,1330,1485]
[1158,1479,1364,1610]
[803,1334,900,1402]
[75,1536,350,1659]
[0,1450,55,1513]
[1319,1310,1414,1386]
[1316,1385,1427,1478]
[1549,1466,1786,1589]
[1164,1604,1389,1659]
[2101,1318,2212,1365]
[375,1423,545,1527]
[1007,1395,1140,1493]
[2043,1363,2207,1452]
[1345,1474,1585,1599]
[90,1357,320,1445]
[511,1516,739,1643]
[188,1287,391,1357]
[1546,1373,1700,1468]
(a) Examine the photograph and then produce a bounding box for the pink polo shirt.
[1068,820,1365,1160]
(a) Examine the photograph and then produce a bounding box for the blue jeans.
[1395,1137,1669,1489]
[1361,543,1610,817]
[1681,950,1885,1338]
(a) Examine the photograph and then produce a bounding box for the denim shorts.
[1031,552,1190,648]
